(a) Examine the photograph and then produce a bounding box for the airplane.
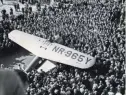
[8,30,96,72]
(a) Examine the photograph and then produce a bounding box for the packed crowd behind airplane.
[0,0,125,95]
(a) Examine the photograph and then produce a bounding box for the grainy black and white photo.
[0,0,125,95]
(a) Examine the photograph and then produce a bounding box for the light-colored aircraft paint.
[8,30,96,69]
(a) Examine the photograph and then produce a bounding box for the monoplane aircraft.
[8,30,96,72]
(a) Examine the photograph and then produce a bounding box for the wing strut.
[25,56,40,72]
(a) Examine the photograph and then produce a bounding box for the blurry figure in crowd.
[1,0,3,4]
[0,64,4,68]
[17,3,20,12]
[0,23,4,45]
[14,3,20,12]
[0,69,26,95]
[1,9,9,20]
[36,1,41,11]
[14,69,29,90]
[10,8,13,15]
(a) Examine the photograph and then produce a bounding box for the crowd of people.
[0,0,125,95]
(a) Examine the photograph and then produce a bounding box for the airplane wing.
[8,30,96,69]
